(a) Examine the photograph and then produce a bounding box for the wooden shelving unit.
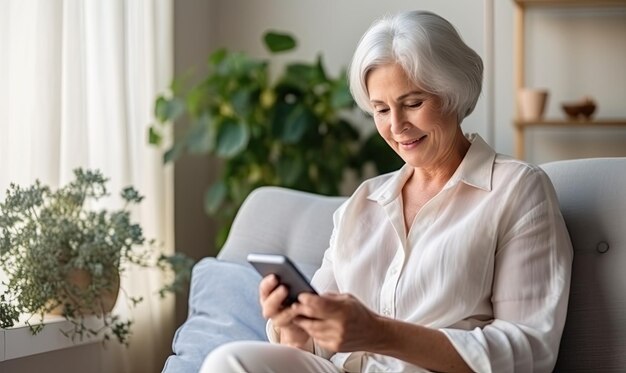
[512,0,626,159]
[514,0,626,6]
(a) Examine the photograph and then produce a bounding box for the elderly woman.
[201,10,572,373]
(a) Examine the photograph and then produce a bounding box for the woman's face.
[366,63,461,170]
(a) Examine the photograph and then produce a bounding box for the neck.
[411,130,471,188]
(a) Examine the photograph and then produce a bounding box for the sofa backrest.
[541,157,626,371]
[217,186,346,278]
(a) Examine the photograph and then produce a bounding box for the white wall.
[211,0,489,143]
[203,0,626,163]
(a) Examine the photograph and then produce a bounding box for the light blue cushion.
[162,258,267,373]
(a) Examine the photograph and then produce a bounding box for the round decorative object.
[518,88,549,121]
[596,241,610,254]
[48,268,120,316]
[561,96,597,120]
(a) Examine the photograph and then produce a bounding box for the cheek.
[373,118,386,135]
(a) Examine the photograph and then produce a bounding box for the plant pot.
[48,268,120,316]
[518,88,549,121]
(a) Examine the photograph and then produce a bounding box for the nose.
[389,108,408,135]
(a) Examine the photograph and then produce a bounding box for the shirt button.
[382,308,391,316]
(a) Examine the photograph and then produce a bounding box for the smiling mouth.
[400,135,427,146]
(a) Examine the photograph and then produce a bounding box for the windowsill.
[0,314,102,361]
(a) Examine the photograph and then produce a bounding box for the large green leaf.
[204,181,227,214]
[263,31,296,53]
[315,55,328,82]
[282,105,316,144]
[155,96,185,123]
[215,119,250,158]
[285,64,318,82]
[283,63,326,92]
[271,100,294,138]
[208,48,228,66]
[331,79,354,109]
[187,84,217,117]
[147,126,162,145]
[185,116,215,154]
[215,52,267,80]
[215,52,246,76]
[276,156,304,186]
[163,142,185,164]
[231,89,252,117]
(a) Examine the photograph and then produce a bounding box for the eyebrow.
[369,91,427,104]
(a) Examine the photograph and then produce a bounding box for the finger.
[297,292,316,304]
[297,293,344,318]
[261,285,289,319]
[291,299,320,319]
[293,317,348,353]
[292,315,320,332]
[271,305,301,328]
[323,292,348,300]
[293,316,334,338]
[271,310,294,327]
[259,274,279,300]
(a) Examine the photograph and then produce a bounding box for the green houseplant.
[0,169,193,345]
[149,31,402,247]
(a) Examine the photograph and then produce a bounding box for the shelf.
[0,314,102,361]
[515,0,626,7]
[512,0,626,160]
[514,119,626,128]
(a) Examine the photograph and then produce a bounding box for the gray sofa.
[163,157,626,372]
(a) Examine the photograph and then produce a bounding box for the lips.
[399,135,426,146]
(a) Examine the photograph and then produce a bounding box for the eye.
[406,101,423,108]
[375,107,390,114]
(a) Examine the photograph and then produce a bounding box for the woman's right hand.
[259,274,311,349]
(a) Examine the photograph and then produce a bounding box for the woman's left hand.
[291,293,383,353]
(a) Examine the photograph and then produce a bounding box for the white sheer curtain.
[0,1,175,372]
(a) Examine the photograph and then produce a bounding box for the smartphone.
[247,253,318,305]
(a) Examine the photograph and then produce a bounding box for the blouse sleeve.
[441,166,573,373]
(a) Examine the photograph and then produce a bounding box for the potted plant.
[149,31,402,247]
[0,168,193,345]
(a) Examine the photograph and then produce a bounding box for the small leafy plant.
[0,169,193,345]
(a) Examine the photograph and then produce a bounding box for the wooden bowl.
[561,104,582,119]
[561,102,596,120]
[579,103,596,119]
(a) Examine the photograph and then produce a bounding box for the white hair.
[349,10,483,124]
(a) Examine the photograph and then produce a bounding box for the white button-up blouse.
[305,135,573,372]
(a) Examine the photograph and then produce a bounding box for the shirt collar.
[367,134,496,205]
[447,133,495,192]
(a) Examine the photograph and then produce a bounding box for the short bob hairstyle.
[349,10,483,124]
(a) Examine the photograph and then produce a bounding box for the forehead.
[366,63,422,99]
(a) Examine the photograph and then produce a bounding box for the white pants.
[199,341,342,373]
